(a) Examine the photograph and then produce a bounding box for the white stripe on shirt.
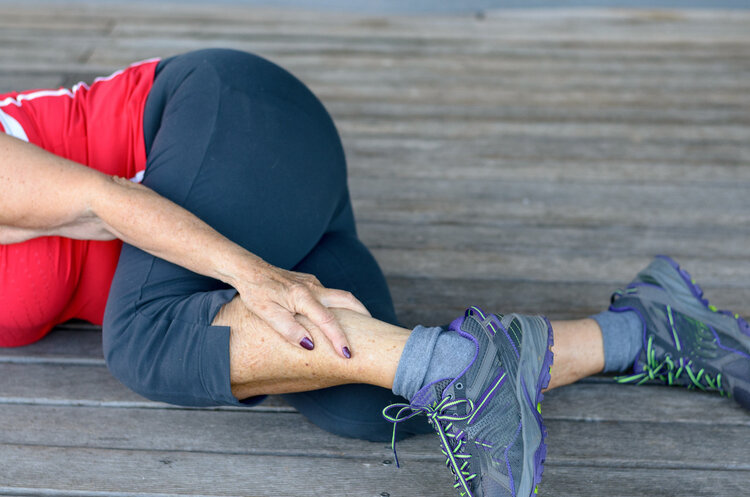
[0,107,29,142]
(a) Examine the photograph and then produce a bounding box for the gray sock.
[392,325,475,401]
[590,310,644,373]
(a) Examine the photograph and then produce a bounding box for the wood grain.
[0,1,748,495]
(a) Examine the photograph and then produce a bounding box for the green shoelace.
[616,335,726,394]
[383,396,477,497]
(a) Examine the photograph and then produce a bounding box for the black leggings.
[102,49,429,441]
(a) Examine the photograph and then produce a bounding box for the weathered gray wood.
[0,442,746,497]
[1,2,749,496]
[0,401,747,469]
[359,223,750,263]
[0,362,291,411]
[541,466,750,497]
[0,328,103,363]
[0,444,456,497]
[387,276,750,326]
[1,361,746,426]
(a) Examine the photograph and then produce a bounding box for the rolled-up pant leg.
[103,48,430,438]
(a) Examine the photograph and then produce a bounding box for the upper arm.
[0,133,105,231]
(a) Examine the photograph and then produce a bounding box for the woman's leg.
[103,48,361,406]
[102,47,605,427]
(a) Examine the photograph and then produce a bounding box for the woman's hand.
[233,259,371,358]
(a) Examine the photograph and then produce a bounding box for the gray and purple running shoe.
[383,306,554,497]
[611,255,750,409]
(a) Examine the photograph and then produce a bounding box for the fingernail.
[300,337,314,350]
[342,346,351,359]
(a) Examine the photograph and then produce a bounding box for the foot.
[611,255,750,408]
[383,306,554,497]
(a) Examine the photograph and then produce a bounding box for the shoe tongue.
[411,378,452,407]
[433,378,452,399]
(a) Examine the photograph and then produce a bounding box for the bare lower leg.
[215,296,606,401]
[213,296,411,400]
[546,318,605,390]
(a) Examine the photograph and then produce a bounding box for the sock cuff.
[392,325,443,400]
[591,310,644,373]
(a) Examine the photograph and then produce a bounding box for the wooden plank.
[0,399,746,467]
[0,363,156,406]
[371,250,750,288]
[359,223,750,262]
[0,74,64,93]
[4,4,749,41]
[0,442,746,497]
[5,44,749,85]
[329,102,750,128]
[0,362,289,411]
[0,443,456,497]
[348,180,750,231]
[345,153,750,184]
[0,328,103,363]
[1,361,746,426]
[341,134,748,166]
[387,276,750,326]
[541,466,750,497]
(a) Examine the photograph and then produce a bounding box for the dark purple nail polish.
[342,346,351,359]
[300,337,314,350]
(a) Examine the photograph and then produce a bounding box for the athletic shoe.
[383,306,554,497]
[611,255,750,408]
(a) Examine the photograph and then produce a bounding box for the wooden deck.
[1,2,749,495]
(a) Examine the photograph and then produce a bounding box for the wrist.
[216,246,265,291]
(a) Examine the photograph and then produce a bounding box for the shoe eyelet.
[455,382,464,390]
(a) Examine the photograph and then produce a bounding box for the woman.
[2,49,747,497]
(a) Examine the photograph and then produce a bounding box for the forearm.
[2,133,366,355]
[0,133,256,288]
[89,175,258,289]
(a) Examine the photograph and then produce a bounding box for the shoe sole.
[509,314,554,497]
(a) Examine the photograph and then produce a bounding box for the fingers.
[258,303,316,351]
[290,286,352,359]
[319,288,371,317]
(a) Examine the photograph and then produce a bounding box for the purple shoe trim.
[531,316,555,490]
[708,325,750,360]
[658,253,707,302]
[487,319,499,336]
[449,314,466,333]
[467,305,488,321]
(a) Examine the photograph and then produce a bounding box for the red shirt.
[0,58,159,346]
